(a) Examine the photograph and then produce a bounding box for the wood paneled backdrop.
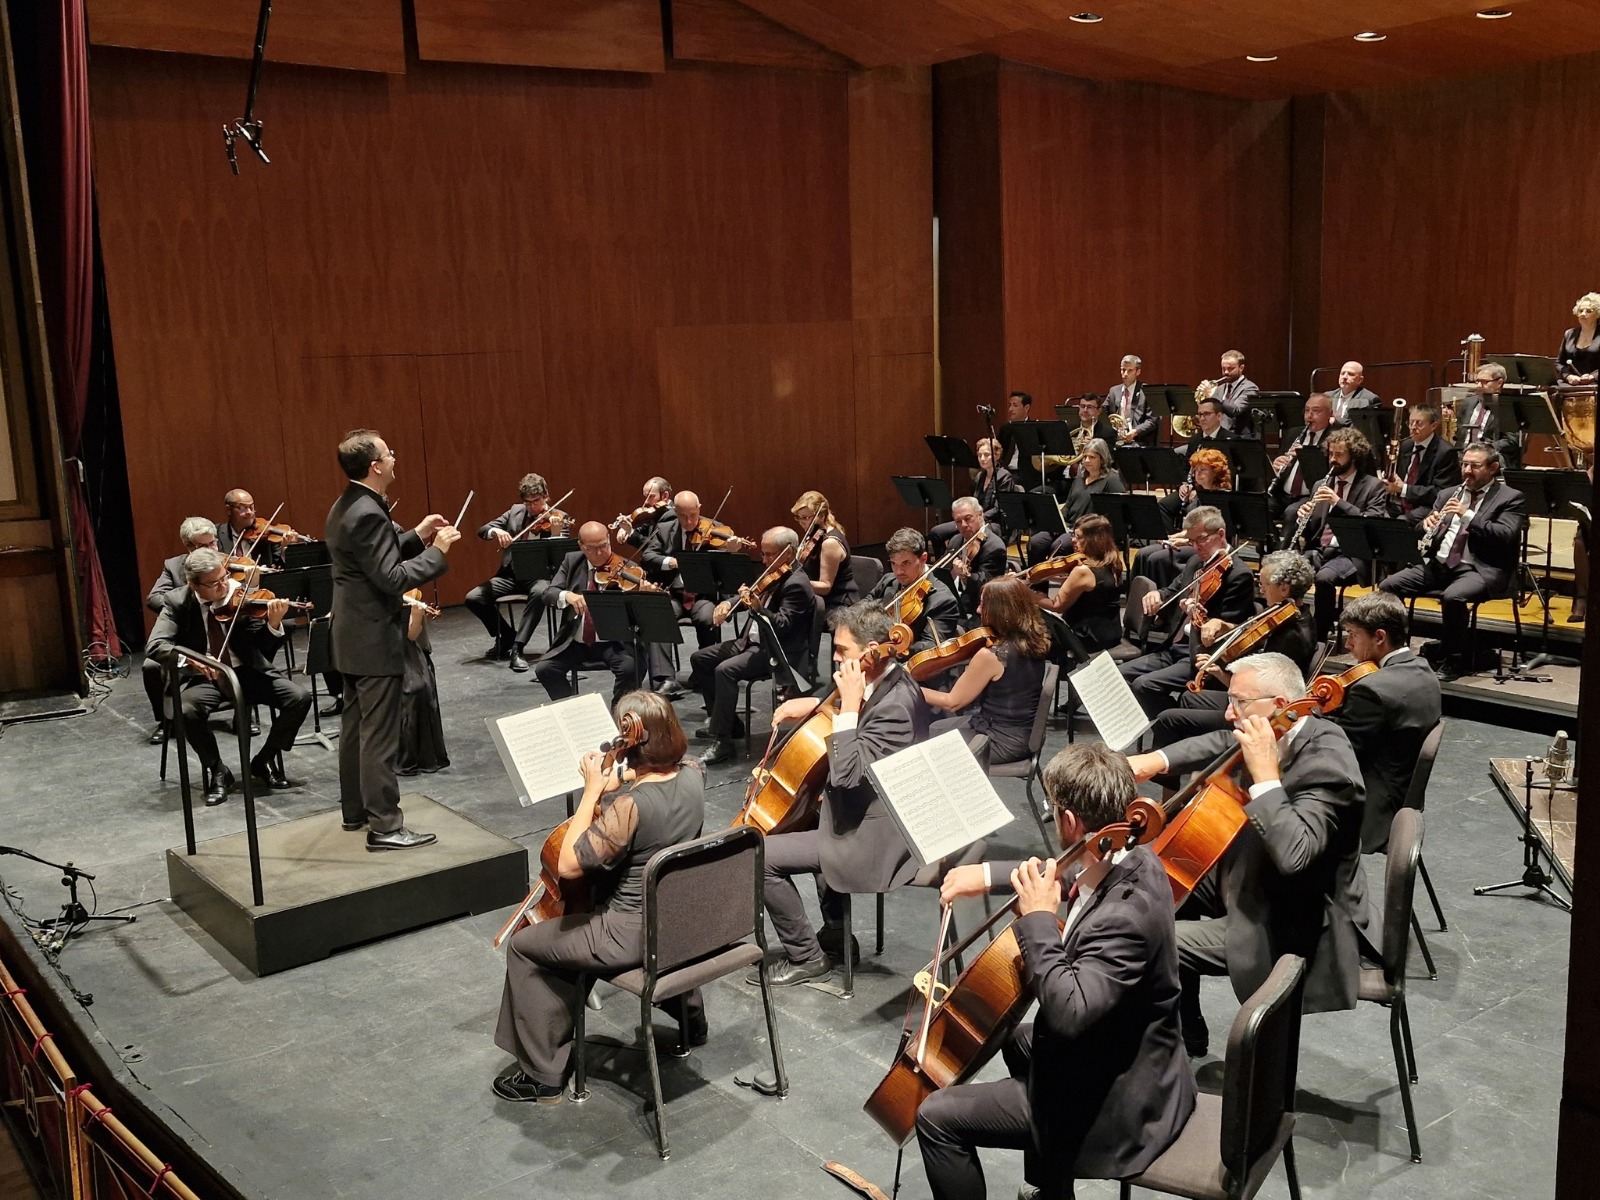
[90,50,933,610]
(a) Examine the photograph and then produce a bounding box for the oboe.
[1291,472,1335,551]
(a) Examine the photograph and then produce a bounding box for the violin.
[402,588,441,618]
[904,628,993,683]
[687,515,755,553]
[1156,541,1245,617]
[493,713,648,947]
[595,553,664,592]
[510,488,576,542]
[246,517,310,545]
[1016,553,1083,587]
[609,499,668,537]
[225,554,278,578]
[733,623,914,835]
[795,502,831,566]
[885,575,932,626]
[723,544,798,621]
[211,586,314,622]
[1186,601,1299,693]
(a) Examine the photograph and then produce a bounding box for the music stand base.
[1473,867,1572,912]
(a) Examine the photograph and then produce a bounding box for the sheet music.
[486,693,619,807]
[869,730,1013,864]
[1069,652,1152,752]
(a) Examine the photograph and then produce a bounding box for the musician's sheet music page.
[870,730,1013,864]
[486,694,619,807]
[1070,652,1152,752]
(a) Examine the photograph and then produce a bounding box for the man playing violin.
[688,527,816,766]
[925,743,1195,1200]
[146,548,313,805]
[946,497,1008,625]
[465,473,572,673]
[640,490,740,696]
[216,488,305,568]
[141,516,220,744]
[1125,652,1371,1059]
[611,476,672,548]
[533,523,641,709]
[867,528,959,655]
[752,602,928,986]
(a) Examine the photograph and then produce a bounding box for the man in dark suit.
[753,603,929,986]
[640,490,750,695]
[1213,350,1261,438]
[611,475,672,549]
[689,526,816,765]
[1380,443,1526,678]
[1284,427,1390,640]
[867,528,959,655]
[1385,402,1460,524]
[921,743,1196,1199]
[1454,362,1522,469]
[531,522,643,709]
[1328,361,1380,425]
[1119,508,1255,717]
[997,390,1039,489]
[464,473,573,672]
[1173,393,1234,462]
[215,488,308,568]
[946,497,1008,623]
[147,548,313,806]
[1334,592,1442,854]
[326,429,458,849]
[1267,392,1335,521]
[141,516,220,744]
[1128,652,1372,1057]
[1108,354,1158,447]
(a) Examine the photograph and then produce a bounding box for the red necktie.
[1445,493,1479,567]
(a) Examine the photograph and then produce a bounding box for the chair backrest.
[1403,720,1446,813]
[1039,608,1091,667]
[1026,661,1060,756]
[1380,809,1424,986]
[1124,575,1157,643]
[305,616,334,676]
[807,594,828,682]
[851,555,885,595]
[1220,953,1307,1186]
[642,826,764,975]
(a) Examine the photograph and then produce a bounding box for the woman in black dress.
[920,574,1051,766]
[398,590,448,775]
[1041,513,1124,654]
[1026,438,1127,564]
[1557,292,1600,384]
[791,489,856,610]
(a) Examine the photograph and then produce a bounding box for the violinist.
[398,586,448,777]
[865,528,959,655]
[465,474,572,672]
[791,490,857,610]
[923,744,1195,1200]
[946,497,1008,623]
[921,576,1049,768]
[929,439,1014,556]
[146,548,313,805]
[688,527,816,766]
[1126,652,1371,1058]
[1025,436,1125,565]
[1038,514,1123,654]
[639,491,728,694]
[611,476,672,548]
[1119,508,1254,718]
[1286,427,1388,642]
[533,523,641,709]
[141,516,220,744]
[755,602,929,986]
[492,692,706,1104]
[216,489,298,567]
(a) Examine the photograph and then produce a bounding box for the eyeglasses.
[1227,693,1273,708]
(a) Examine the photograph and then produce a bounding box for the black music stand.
[509,537,576,586]
[1144,385,1196,447]
[997,492,1065,537]
[1220,440,1272,492]
[893,476,954,532]
[299,616,338,750]
[1500,394,1568,466]
[1275,444,1330,500]
[1507,468,1589,669]
[1328,516,1424,575]
[1344,409,1384,458]
[1265,395,1306,447]
[1008,420,1074,490]
[1197,490,1274,546]
[675,549,761,601]
[925,435,980,496]
[585,592,682,683]
[1488,354,1559,388]
[280,541,330,569]
[1092,493,1168,548]
[1127,446,1188,490]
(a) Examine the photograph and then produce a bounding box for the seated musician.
[1379,443,1526,679]
[1212,350,1260,438]
[1267,392,1335,522]
[755,602,929,985]
[931,439,1014,555]
[1333,592,1441,854]
[1146,551,1317,750]
[640,490,740,696]
[926,743,1195,1200]
[1328,361,1379,425]
[146,548,313,805]
[946,497,1009,624]
[532,523,640,708]
[1126,652,1372,1058]
[613,476,672,548]
[1070,395,1121,462]
[215,488,301,567]
[1283,426,1388,642]
[1109,353,1158,447]
[1455,361,1521,469]
[399,591,448,776]
[1135,448,1230,591]
[493,692,705,1104]
[1119,507,1255,718]
[867,528,959,655]
[1039,514,1124,655]
[142,516,219,745]
[464,473,572,672]
[792,490,858,611]
[688,527,817,766]
[1385,403,1460,525]
[1026,437,1125,565]
[921,575,1049,767]
[997,390,1038,489]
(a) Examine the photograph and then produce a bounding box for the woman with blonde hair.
[791,490,856,609]
[1558,292,1600,385]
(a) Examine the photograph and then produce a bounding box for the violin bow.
[510,488,574,542]
[238,501,285,565]
[709,486,733,524]
[1154,540,1250,614]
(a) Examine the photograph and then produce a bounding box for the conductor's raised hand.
[1011,857,1061,917]
[416,514,448,540]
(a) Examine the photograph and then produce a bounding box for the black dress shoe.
[250,755,295,789]
[1182,1012,1209,1059]
[656,679,686,700]
[492,1066,563,1104]
[748,955,832,987]
[817,926,861,964]
[320,697,345,718]
[148,725,168,745]
[341,820,367,832]
[203,767,235,807]
[366,827,438,852]
[508,650,529,673]
[683,1015,709,1047]
[703,739,736,766]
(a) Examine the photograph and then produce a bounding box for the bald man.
[533,523,640,707]
[1328,362,1378,425]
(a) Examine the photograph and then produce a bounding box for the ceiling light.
[1069,13,1104,23]
[1476,8,1513,17]
[1353,31,1387,42]
[1246,54,1279,63]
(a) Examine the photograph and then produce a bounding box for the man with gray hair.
[1107,354,1157,446]
[946,496,1007,623]
[1126,652,1372,1058]
[141,517,222,743]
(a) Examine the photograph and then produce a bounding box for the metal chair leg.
[1024,764,1054,853]
[1283,1135,1302,1200]
[875,893,885,955]
[641,990,670,1159]
[571,973,591,1102]
[840,895,855,999]
[1390,1001,1421,1163]
[1418,854,1447,931]
[1410,912,1438,980]
[757,958,790,1098]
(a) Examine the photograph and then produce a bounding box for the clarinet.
[1419,479,1493,558]
[1291,472,1335,551]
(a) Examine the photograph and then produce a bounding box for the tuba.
[1174,380,1213,440]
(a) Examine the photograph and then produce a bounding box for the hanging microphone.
[976,404,995,417]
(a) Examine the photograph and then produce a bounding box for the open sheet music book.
[485,693,620,808]
[868,730,1014,865]
[1068,651,1152,752]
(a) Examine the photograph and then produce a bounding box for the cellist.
[1125,652,1373,1059]
[923,743,1195,1200]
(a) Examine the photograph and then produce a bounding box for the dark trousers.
[495,909,704,1088]
[1148,687,1229,750]
[916,1025,1071,1200]
[1119,644,1191,717]
[1175,872,1230,1047]
[338,673,405,833]
[760,829,844,964]
[1026,529,1073,567]
[1130,543,1194,592]
[534,639,638,708]
[688,640,769,738]
[1380,559,1492,655]
[1311,552,1359,640]
[179,669,310,771]
[646,595,718,682]
[142,656,166,724]
[464,571,548,651]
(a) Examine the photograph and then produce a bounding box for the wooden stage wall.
[89,48,933,610]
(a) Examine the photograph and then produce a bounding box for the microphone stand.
[0,845,138,949]
[1472,758,1572,911]
[223,0,273,174]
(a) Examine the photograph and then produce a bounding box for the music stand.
[1008,420,1075,489]
[298,616,338,751]
[1197,490,1275,546]
[893,476,954,532]
[1276,444,1330,500]
[1220,440,1272,492]
[1506,468,1588,669]
[1328,516,1424,576]
[585,591,683,683]
[1133,447,1188,491]
[509,537,575,587]
[280,541,330,569]
[675,549,761,601]
[925,435,980,496]
[1092,493,1168,547]
[1488,354,1559,388]
[1264,395,1305,447]
[1500,393,1569,466]
[1143,385,1196,447]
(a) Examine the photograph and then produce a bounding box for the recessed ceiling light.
[1353,31,1387,42]
[1069,13,1104,23]
[1246,54,1279,63]
[1476,8,1513,18]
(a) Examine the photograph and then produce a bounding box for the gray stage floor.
[0,611,1573,1199]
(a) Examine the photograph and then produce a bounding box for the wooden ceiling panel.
[671,0,855,71]
[412,0,665,73]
